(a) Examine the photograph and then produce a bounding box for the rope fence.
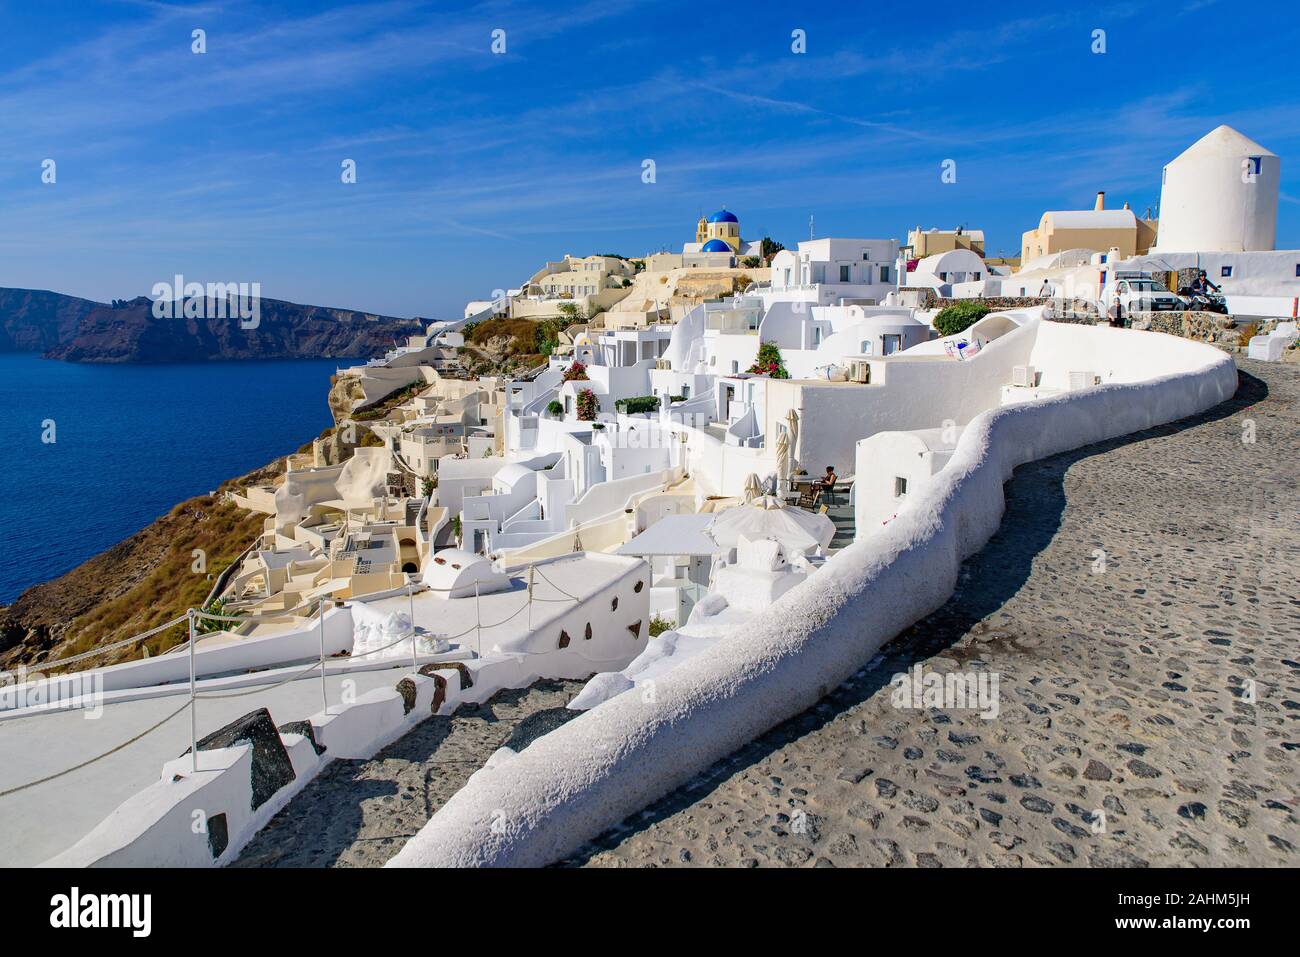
[0,556,627,799]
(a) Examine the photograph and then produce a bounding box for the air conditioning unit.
[1067,370,1099,391]
[1011,365,1037,388]
[849,360,871,384]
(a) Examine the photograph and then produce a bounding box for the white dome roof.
[914,248,987,274]
[1167,125,1275,165]
[493,463,533,490]
[422,549,511,599]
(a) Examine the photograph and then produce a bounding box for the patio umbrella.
[784,409,800,474]
[775,431,791,485]
[743,472,764,503]
[706,499,835,552]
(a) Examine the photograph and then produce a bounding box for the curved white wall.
[388,323,1237,868]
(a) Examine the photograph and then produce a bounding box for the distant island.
[0,287,423,363]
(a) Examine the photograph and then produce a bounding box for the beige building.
[1021,192,1158,261]
[907,226,985,258]
[512,254,635,319]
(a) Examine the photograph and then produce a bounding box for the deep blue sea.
[0,353,341,604]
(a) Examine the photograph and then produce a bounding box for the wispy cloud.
[0,0,1296,316]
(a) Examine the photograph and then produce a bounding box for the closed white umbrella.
[775,431,791,486]
[784,409,800,476]
[706,500,834,552]
[743,472,763,503]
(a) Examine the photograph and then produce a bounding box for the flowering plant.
[576,388,599,421]
[747,341,789,379]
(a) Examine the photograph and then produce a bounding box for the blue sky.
[1,0,1298,318]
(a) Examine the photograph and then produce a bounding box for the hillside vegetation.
[459,316,567,375]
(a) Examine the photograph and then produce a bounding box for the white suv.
[1107,277,1182,319]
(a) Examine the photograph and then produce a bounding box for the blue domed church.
[695,209,742,252]
[684,208,762,263]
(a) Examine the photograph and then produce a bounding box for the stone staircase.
[825,502,856,552]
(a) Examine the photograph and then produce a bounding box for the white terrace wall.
[678,427,775,498]
[386,322,1238,867]
[759,320,1036,482]
[0,606,356,718]
[44,554,650,867]
[46,672,455,867]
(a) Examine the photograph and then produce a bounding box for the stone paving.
[566,359,1300,868]
[232,679,585,868]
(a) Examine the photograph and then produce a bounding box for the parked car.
[1106,276,1184,320]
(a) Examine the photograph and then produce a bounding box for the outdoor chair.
[1247,321,1298,362]
[819,480,840,507]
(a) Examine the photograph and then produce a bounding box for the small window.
[862,251,869,261]
[894,476,908,497]
[1221,266,1232,278]
[1295,263,1300,278]
[839,264,851,282]
[731,360,739,374]
[880,266,889,283]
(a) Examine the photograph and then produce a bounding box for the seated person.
[813,466,838,503]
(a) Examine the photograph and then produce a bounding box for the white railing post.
[408,580,418,675]
[188,608,198,773]
[318,598,328,716]
[474,579,482,658]
[527,565,534,630]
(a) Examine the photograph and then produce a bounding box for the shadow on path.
[561,368,1269,864]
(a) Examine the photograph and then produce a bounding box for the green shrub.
[748,340,790,378]
[933,301,991,337]
[648,615,673,637]
[615,395,660,415]
[534,317,566,356]
[197,599,241,635]
[546,399,563,417]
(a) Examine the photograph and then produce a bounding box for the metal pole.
[188,609,198,773]
[527,565,534,630]
[474,579,482,658]
[408,580,418,674]
[318,598,328,716]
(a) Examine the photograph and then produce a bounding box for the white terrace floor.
[0,554,629,867]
